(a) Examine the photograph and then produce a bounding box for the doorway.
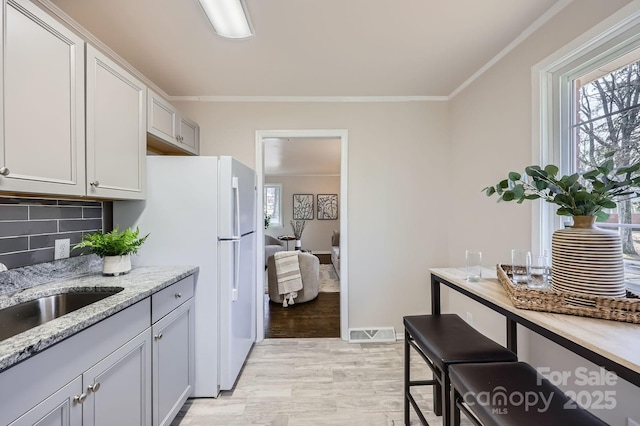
[255,130,348,341]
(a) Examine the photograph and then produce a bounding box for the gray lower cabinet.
[9,329,151,426]
[82,329,152,426]
[0,275,195,426]
[152,299,195,426]
[9,377,83,426]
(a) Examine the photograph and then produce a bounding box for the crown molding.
[31,0,171,100]
[448,0,573,99]
[168,95,448,103]
[265,173,341,177]
[31,0,572,104]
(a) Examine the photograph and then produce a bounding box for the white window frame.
[534,2,640,291]
[264,183,283,228]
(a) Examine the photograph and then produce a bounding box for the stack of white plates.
[551,227,626,298]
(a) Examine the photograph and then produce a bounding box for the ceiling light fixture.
[197,0,254,39]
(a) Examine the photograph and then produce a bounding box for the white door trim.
[255,129,349,341]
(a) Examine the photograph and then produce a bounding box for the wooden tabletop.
[430,267,640,379]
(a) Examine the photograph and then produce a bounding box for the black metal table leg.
[404,330,410,425]
[506,318,517,355]
[431,275,441,315]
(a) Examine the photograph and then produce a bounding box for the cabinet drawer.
[152,275,194,323]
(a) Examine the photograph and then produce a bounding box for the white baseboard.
[312,250,330,255]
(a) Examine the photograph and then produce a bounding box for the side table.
[278,235,296,250]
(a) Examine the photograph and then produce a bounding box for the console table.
[430,267,640,387]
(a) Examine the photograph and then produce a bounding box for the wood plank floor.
[264,293,340,338]
[170,338,472,425]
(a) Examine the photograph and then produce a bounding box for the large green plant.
[73,227,149,257]
[483,152,640,221]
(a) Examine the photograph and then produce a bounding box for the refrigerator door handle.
[232,177,241,239]
[231,238,240,301]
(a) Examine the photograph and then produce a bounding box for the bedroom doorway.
[255,130,348,341]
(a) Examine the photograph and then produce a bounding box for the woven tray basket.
[497,264,640,324]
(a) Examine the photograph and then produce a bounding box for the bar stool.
[404,314,517,426]
[449,362,608,426]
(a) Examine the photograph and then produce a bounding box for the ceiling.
[49,0,562,98]
[264,138,341,176]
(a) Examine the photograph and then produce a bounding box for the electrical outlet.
[466,312,473,326]
[54,238,70,260]
[628,417,640,426]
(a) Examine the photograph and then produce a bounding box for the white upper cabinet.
[148,92,177,144]
[177,116,200,155]
[0,0,197,200]
[86,45,146,199]
[0,0,85,196]
[147,89,199,155]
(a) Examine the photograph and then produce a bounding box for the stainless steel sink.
[0,288,124,342]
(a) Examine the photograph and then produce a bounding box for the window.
[264,184,282,228]
[540,9,640,290]
[570,50,640,287]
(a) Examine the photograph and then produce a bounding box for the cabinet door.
[86,45,146,200]
[177,117,199,155]
[83,328,152,426]
[152,299,194,426]
[147,89,177,144]
[9,377,82,426]
[0,0,85,196]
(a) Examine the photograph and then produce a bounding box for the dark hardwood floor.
[263,252,339,338]
[315,253,331,264]
[264,292,340,338]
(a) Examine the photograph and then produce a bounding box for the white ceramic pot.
[551,216,625,297]
[103,254,132,276]
[295,239,302,250]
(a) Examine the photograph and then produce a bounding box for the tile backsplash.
[0,197,105,269]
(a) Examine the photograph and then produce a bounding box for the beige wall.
[174,101,451,333]
[447,0,639,424]
[264,175,340,252]
[173,4,640,421]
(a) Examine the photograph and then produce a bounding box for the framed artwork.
[317,194,338,220]
[293,194,314,220]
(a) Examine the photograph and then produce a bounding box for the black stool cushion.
[449,362,608,426]
[403,314,517,370]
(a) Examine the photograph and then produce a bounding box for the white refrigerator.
[113,156,257,397]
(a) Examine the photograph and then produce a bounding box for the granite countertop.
[0,264,198,373]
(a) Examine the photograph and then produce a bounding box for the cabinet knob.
[0,167,9,176]
[90,181,100,187]
[174,292,182,298]
[88,382,101,393]
[74,393,87,404]
[154,333,163,340]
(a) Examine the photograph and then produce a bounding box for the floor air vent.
[348,327,396,343]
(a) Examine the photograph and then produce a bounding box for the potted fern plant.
[73,227,149,276]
